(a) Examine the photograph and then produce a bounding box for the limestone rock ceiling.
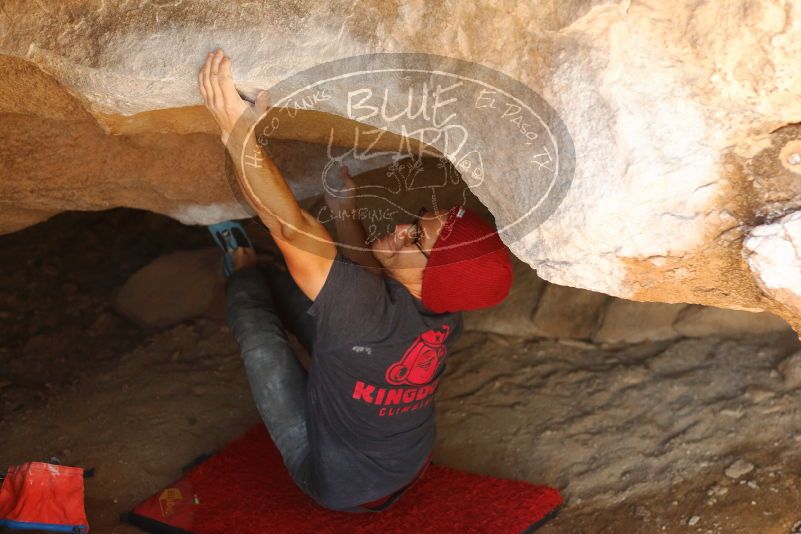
[1,0,800,333]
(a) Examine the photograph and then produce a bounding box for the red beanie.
[421,205,514,313]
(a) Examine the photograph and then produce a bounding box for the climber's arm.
[324,166,383,274]
[199,48,335,300]
[226,132,336,301]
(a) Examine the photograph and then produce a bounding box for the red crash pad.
[125,424,562,533]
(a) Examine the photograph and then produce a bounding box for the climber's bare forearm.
[226,129,304,239]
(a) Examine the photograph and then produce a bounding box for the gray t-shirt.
[305,252,463,509]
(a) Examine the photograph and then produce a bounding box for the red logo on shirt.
[385,325,451,386]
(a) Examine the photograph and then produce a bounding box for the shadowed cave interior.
[1,156,801,532]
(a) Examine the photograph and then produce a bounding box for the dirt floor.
[1,209,801,533]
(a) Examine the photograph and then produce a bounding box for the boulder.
[673,305,791,338]
[2,1,801,333]
[593,300,686,344]
[743,210,801,337]
[114,248,224,328]
[532,284,611,340]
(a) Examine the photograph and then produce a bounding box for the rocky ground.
[1,209,800,533]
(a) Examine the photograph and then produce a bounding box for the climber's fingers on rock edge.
[217,55,244,112]
[210,49,226,107]
[199,49,256,144]
[199,52,215,107]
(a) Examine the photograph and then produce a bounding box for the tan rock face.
[1,0,800,333]
[532,285,611,340]
[113,248,224,328]
[593,301,685,344]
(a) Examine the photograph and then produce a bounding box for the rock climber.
[198,48,513,512]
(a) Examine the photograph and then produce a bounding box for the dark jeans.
[224,262,405,513]
[224,263,318,500]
